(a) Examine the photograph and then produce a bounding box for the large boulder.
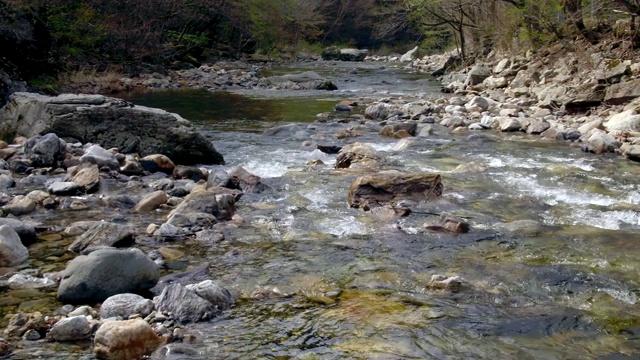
[348,171,443,209]
[0,93,224,165]
[0,225,28,267]
[57,248,160,304]
[400,46,419,62]
[93,319,162,360]
[258,71,337,90]
[47,316,92,342]
[335,143,381,169]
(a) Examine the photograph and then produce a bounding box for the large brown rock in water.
[348,171,443,210]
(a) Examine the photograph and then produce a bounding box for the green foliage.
[46,1,106,61]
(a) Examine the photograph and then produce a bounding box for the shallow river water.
[6,61,640,359]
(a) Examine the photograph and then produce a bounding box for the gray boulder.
[605,78,640,105]
[400,46,419,62]
[153,280,233,323]
[100,293,154,319]
[0,173,14,189]
[465,63,492,86]
[0,93,224,165]
[23,133,65,168]
[0,225,28,267]
[604,110,640,132]
[57,248,160,304]
[47,181,81,195]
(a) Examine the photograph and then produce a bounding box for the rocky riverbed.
[0,46,639,359]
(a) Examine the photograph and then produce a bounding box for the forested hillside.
[1,0,640,82]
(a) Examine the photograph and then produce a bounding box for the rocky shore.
[366,39,640,163]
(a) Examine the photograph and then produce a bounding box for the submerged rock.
[425,213,470,233]
[258,71,337,90]
[348,171,443,210]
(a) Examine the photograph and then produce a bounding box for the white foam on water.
[316,216,370,237]
[543,208,640,230]
[599,288,638,305]
[505,173,618,207]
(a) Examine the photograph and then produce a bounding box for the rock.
[0,225,28,267]
[0,173,14,189]
[48,181,82,195]
[150,263,212,295]
[499,117,522,132]
[400,46,419,62]
[172,165,204,182]
[140,154,175,174]
[93,319,162,360]
[417,124,434,137]
[120,156,143,176]
[228,166,267,193]
[321,47,367,61]
[493,58,511,74]
[465,63,491,86]
[4,312,46,337]
[604,110,640,132]
[0,93,224,165]
[335,142,381,169]
[153,280,232,323]
[154,222,190,240]
[166,189,235,226]
[47,316,92,341]
[578,119,603,134]
[620,143,640,161]
[583,130,617,154]
[104,195,137,209]
[424,213,470,233]
[65,162,100,193]
[258,71,337,90]
[68,222,135,253]
[100,293,154,319]
[494,219,546,236]
[134,191,167,212]
[467,96,490,111]
[428,275,466,292]
[23,133,65,168]
[482,76,509,89]
[206,169,231,189]
[8,273,56,289]
[262,123,306,137]
[2,196,36,216]
[348,171,443,209]
[364,103,392,120]
[526,119,551,134]
[379,121,417,137]
[79,145,119,170]
[57,248,160,304]
[0,218,35,243]
[605,78,640,104]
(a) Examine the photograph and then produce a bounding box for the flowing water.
[6,61,640,359]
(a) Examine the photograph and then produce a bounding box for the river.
[8,61,640,359]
